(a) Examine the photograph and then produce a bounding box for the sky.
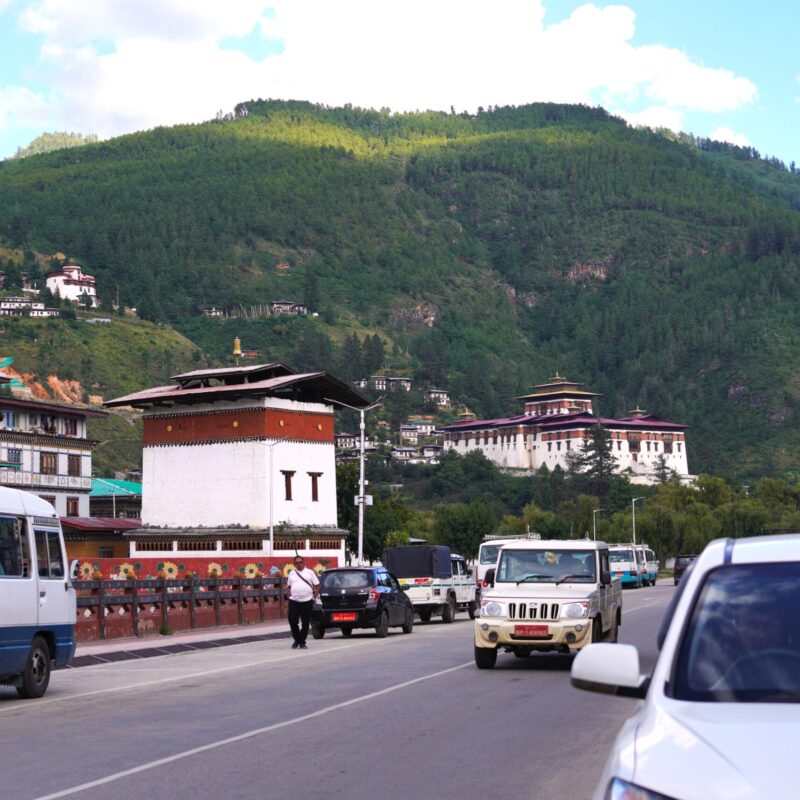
[0,0,798,166]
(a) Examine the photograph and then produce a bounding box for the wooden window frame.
[281,470,295,501]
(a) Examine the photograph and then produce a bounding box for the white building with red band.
[45,261,98,307]
[105,363,369,559]
[441,375,690,485]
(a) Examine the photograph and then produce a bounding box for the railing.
[73,576,287,642]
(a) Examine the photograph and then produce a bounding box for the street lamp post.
[592,508,604,541]
[631,497,645,544]
[325,397,382,565]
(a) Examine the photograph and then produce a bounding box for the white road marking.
[31,661,473,800]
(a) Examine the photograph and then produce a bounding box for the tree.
[432,502,496,559]
[567,424,617,499]
[336,461,359,550]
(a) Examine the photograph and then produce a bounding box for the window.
[281,471,295,501]
[308,472,321,502]
[547,442,552,452]
[64,417,78,436]
[99,546,114,559]
[3,410,17,429]
[40,452,58,475]
[34,529,64,579]
[66,497,79,517]
[68,454,81,477]
[0,517,29,577]
[7,448,21,467]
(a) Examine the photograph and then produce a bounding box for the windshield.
[480,545,500,564]
[673,562,800,703]
[320,570,372,590]
[609,550,633,563]
[496,549,596,583]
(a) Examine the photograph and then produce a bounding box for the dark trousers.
[288,599,313,644]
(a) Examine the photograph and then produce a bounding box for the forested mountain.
[1,100,799,480]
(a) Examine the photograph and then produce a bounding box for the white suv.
[572,533,800,800]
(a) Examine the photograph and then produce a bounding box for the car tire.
[418,608,432,623]
[402,608,414,634]
[468,600,477,620]
[375,611,389,638]
[441,594,456,624]
[606,613,619,643]
[17,637,51,700]
[474,645,497,670]
[310,623,325,640]
[340,627,353,638]
[591,616,603,644]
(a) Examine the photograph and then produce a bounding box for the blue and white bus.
[608,544,646,588]
[0,487,76,698]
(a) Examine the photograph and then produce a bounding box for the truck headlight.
[606,778,675,800]
[562,601,590,619]
[481,600,505,617]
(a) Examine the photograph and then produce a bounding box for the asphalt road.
[1,584,673,800]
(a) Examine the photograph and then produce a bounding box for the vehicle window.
[377,571,393,588]
[672,562,800,703]
[599,551,609,576]
[320,570,372,590]
[480,545,500,564]
[35,529,65,579]
[609,550,633,563]
[452,560,464,576]
[496,549,597,583]
[388,575,402,592]
[0,517,29,578]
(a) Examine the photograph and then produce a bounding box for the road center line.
[31,660,473,800]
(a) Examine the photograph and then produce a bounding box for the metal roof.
[90,478,143,497]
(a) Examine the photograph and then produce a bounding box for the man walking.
[287,556,319,649]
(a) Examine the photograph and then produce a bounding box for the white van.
[0,487,76,698]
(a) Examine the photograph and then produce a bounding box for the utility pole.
[325,397,382,565]
[592,508,604,541]
[632,497,644,544]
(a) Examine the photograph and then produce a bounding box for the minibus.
[0,487,76,698]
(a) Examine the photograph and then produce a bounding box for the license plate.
[332,612,357,622]
[514,624,549,638]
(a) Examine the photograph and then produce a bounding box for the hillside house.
[204,307,225,317]
[441,375,690,485]
[370,375,414,392]
[45,261,98,307]
[0,297,59,318]
[271,300,307,316]
[424,388,450,407]
[335,431,358,450]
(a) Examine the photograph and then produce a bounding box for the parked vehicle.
[608,544,645,587]
[0,487,76,699]
[382,545,477,623]
[311,567,414,638]
[673,553,698,585]
[642,546,659,586]
[572,533,800,800]
[474,540,622,669]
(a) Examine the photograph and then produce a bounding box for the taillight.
[368,588,380,602]
[482,578,489,588]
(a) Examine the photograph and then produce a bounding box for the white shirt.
[287,567,319,602]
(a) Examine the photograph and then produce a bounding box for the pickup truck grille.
[508,602,560,621]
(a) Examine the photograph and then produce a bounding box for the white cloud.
[708,125,751,147]
[614,106,685,133]
[2,1,759,144]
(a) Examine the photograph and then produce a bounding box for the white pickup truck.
[474,539,622,669]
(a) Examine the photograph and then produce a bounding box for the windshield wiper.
[516,573,553,585]
[554,574,594,585]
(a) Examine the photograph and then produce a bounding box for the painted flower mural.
[117,563,136,579]
[207,562,223,578]
[158,561,180,579]
[78,561,95,579]
[241,563,262,579]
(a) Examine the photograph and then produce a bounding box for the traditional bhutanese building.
[104,362,368,560]
[441,374,690,485]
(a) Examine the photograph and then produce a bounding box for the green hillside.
[1,100,800,480]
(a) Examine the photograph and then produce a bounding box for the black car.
[673,554,698,585]
[311,567,415,639]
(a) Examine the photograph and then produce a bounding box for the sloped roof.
[90,478,143,497]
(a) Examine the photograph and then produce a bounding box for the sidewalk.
[66,618,291,669]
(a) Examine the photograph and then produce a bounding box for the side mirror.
[600,569,611,585]
[466,568,474,577]
[571,644,648,699]
[485,568,495,587]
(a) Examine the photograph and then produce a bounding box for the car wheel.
[474,645,497,670]
[441,594,456,624]
[402,607,414,634]
[340,627,353,638]
[375,611,389,638]
[468,600,477,620]
[606,613,619,643]
[310,623,325,640]
[591,616,603,644]
[418,608,432,623]
[17,637,51,700]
